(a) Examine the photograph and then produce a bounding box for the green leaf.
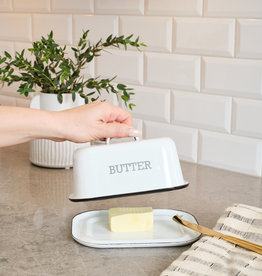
[49,31,53,39]
[7,68,14,76]
[91,96,99,102]
[10,75,20,81]
[128,103,135,110]
[81,42,87,50]
[83,30,89,39]
[106,34,112,42]
[86,91,95,96]
[72,93,76,102]
[4,51,11,59]
[57,93,63,104]
[0,57,7,64]
[67,77,74,86]
[117,83,126,90]
[26,87,35,93]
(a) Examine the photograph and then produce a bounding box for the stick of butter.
[108,207,153,232]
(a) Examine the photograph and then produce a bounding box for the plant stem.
[19,60,56,88]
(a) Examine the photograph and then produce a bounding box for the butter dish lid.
[70,137,188,201]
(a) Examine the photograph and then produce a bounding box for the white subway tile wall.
[203,0,262,18]
[174,18,235,57]
[0,0,12,12]
[96,49,143,85]
[0,41,14,56]
[144,121,198,162]
[95,0,144,15]
[0,14,32,41]
[33,14,72,44]
[51,0,94,13]
[232,98,262,139]
[145,52,200,91]
[172,90,232,133]
[13,0,50,12]
[145,0,202,16]
[202,57,262,99]
[119,16,172,52]
[0,0,262,176]
[199,130,262,176]
[236,19,262,59]
[73,15,118,45]
[128,85,171,123]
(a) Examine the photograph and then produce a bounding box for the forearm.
[0,101,139,148]
[0,106,59,147]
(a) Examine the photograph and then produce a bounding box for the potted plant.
[0,30,145,168]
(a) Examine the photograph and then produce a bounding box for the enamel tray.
[72,209,201,248]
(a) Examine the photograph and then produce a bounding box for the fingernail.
[128,128,142,137]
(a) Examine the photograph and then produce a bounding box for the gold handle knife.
[173,215,262,255]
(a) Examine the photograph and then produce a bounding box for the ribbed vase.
[29,93,89,168]
[30,139,87,168]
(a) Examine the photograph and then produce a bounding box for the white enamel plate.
[72,209,201,248]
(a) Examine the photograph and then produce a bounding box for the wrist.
[29,109,63,141]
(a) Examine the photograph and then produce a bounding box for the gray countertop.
[0,143,261,276]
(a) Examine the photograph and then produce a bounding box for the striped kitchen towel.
[160,204,262,276]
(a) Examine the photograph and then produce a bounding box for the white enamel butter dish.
[69,137,188,201]
[72,209,201,248]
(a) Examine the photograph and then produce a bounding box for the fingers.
[100,102,133,126]
[99,102,142,139]
[99,122,141,139]
[57,101,139,143]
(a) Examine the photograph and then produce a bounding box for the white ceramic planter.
[29,93,90,168]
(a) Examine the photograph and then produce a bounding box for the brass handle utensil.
[173,215,262,255]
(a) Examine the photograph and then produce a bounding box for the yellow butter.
[108,207,153,232]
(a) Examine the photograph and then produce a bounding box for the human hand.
[56,101,141,143]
